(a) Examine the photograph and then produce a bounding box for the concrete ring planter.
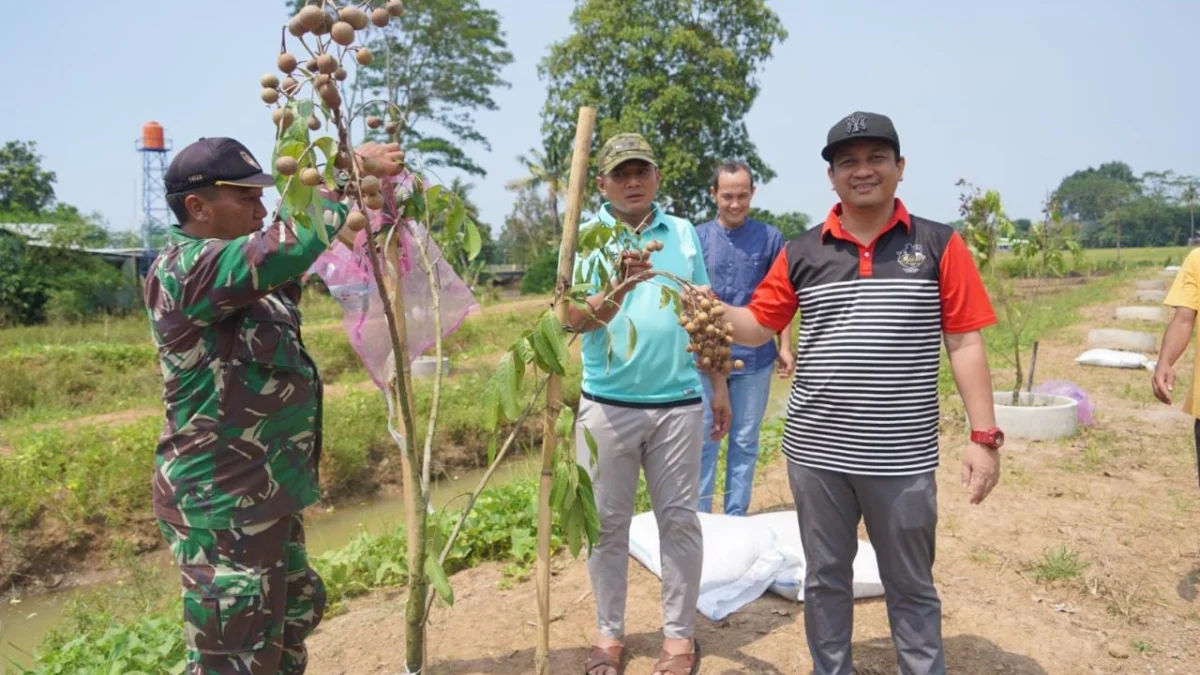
[990,391,1079,441]
[412,355,451,378]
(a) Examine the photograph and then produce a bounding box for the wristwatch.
[970,426,1005,450]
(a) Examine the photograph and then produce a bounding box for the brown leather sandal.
[650,639,701,675]
[584,644,626,675]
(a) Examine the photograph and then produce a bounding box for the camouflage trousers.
[158,512,326,675]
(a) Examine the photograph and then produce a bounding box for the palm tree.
[505,141,570,235]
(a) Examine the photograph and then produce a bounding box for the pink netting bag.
[306,172,479,392]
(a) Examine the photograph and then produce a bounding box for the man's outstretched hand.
[354,141,405,177]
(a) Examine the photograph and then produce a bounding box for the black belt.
[581,391,702,410]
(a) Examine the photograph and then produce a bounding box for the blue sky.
[3,1,1197,238]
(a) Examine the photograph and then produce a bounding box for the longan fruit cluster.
[680,289,744,375]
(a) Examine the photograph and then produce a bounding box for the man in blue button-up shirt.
[694,161,794,516]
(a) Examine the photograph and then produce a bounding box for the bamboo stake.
[534,105,596,675]
[382,230,427,672]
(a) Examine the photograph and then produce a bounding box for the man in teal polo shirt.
[567,132,731,675]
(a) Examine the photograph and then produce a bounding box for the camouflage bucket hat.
[598,132,658,174]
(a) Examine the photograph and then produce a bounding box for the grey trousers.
[787,463,944,675]
[576,396,704,640]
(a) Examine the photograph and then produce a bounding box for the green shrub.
[520,249,558,294]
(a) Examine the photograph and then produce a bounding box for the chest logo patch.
[897,243,926,273]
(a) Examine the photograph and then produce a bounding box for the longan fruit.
[356,48,373,66]
[275,157,299,176]
[308,115,321,131]
[345,211,369,232]
[300,167,322,187]
[317,53,338,74]
[386,0,405,17]
[331,21,355,46]
[319,84,341,107]
[339,6,368,30]
[278,52,298,73]
[298,6,325,31]
[271,107,294,128]
[367,116,383,129]
[261,74,280,89]
[372,8,390,27]
[364,193,385,210]
[261,88,280,104]
[360,175,381,196]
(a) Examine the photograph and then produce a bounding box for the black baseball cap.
[821,111,900,162]
[165,137,275,195]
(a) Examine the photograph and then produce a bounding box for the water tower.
[136,121,172,251]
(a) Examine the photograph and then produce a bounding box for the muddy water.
[0,454,542,669]
[0,375,793,669]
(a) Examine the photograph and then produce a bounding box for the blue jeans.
[697,365,774,515]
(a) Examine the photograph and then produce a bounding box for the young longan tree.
[268,6,742,673]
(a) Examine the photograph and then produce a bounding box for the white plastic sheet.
[627,509,885,620]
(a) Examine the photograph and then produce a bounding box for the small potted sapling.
[956,181,1080,440]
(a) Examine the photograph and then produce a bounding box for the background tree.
[498,184,558,267]
[1180,175,1199,241]
[0,140,57,216]
[537,0,787,220]
[431,177,499,288]
[505,134,571,235]
[746,207,810,240]
[286,0,514,176]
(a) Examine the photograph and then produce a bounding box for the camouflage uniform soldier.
[146,137,402,674]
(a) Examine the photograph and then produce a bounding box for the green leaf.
[424,552,454,606]
[486,435,497,465]
[659,286,671,309]
[581,425,599,468]
[537,312,569,375]
[625,317,637,359]
[448,196,466,230]
[405,181,428,221]
[514,331,535,363]
[566,502,585,557]
[604,330,614,374]
[492,351,523,421]
[312,136,337,161]
[555,406,575,439]
[463,218,482,261]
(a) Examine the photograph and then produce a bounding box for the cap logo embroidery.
[897,243,925,273]
[240,151,261,170]
[845,112,868,135]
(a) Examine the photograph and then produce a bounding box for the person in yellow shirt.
[1152,249,1200,488]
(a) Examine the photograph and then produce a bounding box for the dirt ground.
[305,275,1200,675]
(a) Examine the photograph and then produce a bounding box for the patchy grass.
[0,298,547,435]
[1030,545,1090,583]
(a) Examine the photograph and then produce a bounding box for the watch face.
[994,430,1005,447]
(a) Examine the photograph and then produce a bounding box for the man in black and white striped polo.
[722,111,1005,675]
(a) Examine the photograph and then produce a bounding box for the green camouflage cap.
[598,132,658,174]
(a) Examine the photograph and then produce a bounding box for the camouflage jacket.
[144,198,348,529]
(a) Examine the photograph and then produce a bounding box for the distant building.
[0,222,157,278]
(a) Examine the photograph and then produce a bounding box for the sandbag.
[1075,348,1151,370]
[627,511,787,621]
[750,511,885,602]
